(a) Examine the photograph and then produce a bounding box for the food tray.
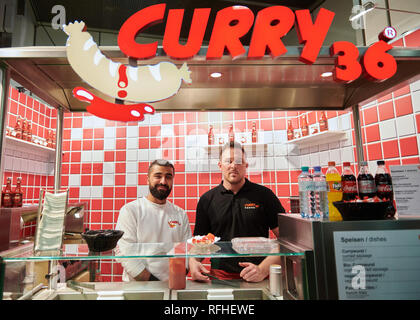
[231,237,279,254]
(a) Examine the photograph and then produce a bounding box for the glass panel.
[3,242,304,262]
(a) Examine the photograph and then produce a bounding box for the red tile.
[274,118,286,130]
[150,138,161,149]
[174,162,185,173]
[234,121,246,132]
[71,152,81,163]
[9,100,18,114]
[103,199,114,210]
[115,151,126,161]
[138,162,149,173]
[277,185,290,197]
[367,143,382,161]
[363,106,378,125]
[126,186,137,198]
[185,112,196,123]
[150,126,161,137]
[94,139,104,150]
[139,127,149,137]
[139,138,149,149]
[378,101,394,121]
[211,172,222,184]
[162,137,173,148]
[104,151,115,162]
[116,127,126,138]
[365,124,380,143]
[94,128,104,139]
[81,175,91,186]
[199,185,210,196]
[103,187,114,198]
[186,186,197,197]
[307,112,317,125]
[83,128,93,139]
[401,157,420,164]
[162,113,173,124]
[116,139,126,150]
[81,163,92,174]
[175,149,185,160]
[234,112,246,121]
[416,114,420,133]
[382,140,399,159]
[138,174,148,185]
[114,187,125,198]
[326,111,337,119]
[198,173,210,185]
[92,175,103,186]
[82,140,93,151]
[377,94,392,103]
[399,136,419,157]
[384,159,401,172]
[115,175,126,186]
[391,38,404,47]
[260,111,272,119]
[173,186,185,197]
[404,29,420,47]
[393,85,410,98]
[247,111,259,119]
[115,163,126,173]
[73,118,83,128]
[276,171,289,183]
[261,119,272,131]
[222,112,234,121]
[198,113,208,123]
[394,96,413,117]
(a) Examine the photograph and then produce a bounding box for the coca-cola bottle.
[357,161,376,199]
[228,124,234,142]
[12,177,23,207]
[319,111,328,132]
[375,160,395,217]
[47,129,53,148]
[21,118,27,141]
[251,121,257,143]
[287,120,294,141]
[15,116,22,139]
[342,162,357,201]
[208,125,214,145]
[301,115,309,137]
[26,121,32,142]
[2,177,13,208]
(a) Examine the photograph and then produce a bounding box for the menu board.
[390,165,420,217]
[333,229,420,300]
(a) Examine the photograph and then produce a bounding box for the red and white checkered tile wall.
[3,28,419,282]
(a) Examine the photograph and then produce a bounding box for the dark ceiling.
[29,0,325,44]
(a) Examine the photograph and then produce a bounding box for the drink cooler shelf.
[284,130,346,147]
[4,135,55,156]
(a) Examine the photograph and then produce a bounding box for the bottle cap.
[301,166,309,171]
[328,161,335,166]
[360,161,367,166]
[314,166,321,171]
[377,160,385,165]
[343,162,351,167]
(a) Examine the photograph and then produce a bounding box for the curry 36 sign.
[63,3,398,122]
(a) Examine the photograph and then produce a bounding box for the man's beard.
[149,183,172,200]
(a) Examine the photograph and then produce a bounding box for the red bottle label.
[342,180,357,193]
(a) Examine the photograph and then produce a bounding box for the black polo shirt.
[194,178,285,274]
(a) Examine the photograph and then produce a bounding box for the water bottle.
[298,166,313,218]
[312,166,328,219]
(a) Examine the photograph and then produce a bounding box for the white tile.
[274,144,287,156]
[340,130,353,147]
[126,137,138,149]
[319,151,330,166]
[273,130,287,143]
[126,161,137,174]
[260,131,273,144]
[138,149,149,161]
[266,144,273,157]
[103,162,114,174]
[300,147,310,155]
[4,156,13,171]
[80,186,91,198]
[328,117,338,131]
[69,174,80,187]
[300,155,310,167]
[379,119,397,140]
[411,90,420,113]
[340,146,354,163]
[274,156,288,170]
[149,149,162,160]
[287,144,299,156]
[410,79,420,92]
[210,160,219,172]
[138,185,149,198]
[310,153,320,167]
[92,151,104,162]
[319,143,329,152]
[149,113,162,125]
[138,115,150,126]
[82,116,95,128]
[126,173,137,186]
[197,135,207,146]
[71,128,83,140]
[186,135,197,146]
[21,159,28,172]
[127,126,138,138]
[339,114,351,130]
[126,150,138,161]
[396,115,415,137]
[185,161,197,172]
[265,157,275,170]
[329,149,341,165]
[161,124,174,137]
[310,145,319,153]
[104,139,115,150]
[90,186,102,198]
[81,150,92,163]
[104,127,116,139]
[287,156,301,169]
[209,112,221,122]
[103,174,115,186]
[197,147,209,160]
[329,141,340,150]
[12,158,21,172]
[93,117,106,128]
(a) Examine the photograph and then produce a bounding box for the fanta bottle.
[326,161,343,221]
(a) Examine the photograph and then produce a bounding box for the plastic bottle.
[357,161,376,199]
[342,162,357,201]
[375,160,396,218]
[326,161,343,221]
[298,166,313,218]
[313,166,328,219]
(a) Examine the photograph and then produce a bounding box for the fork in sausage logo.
[168,220,181,228]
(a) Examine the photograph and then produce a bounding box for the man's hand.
[239,262,268,282]
[189,258,210,282]
[134,268,151,281]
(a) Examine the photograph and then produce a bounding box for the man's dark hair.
[148,159,175,176]
[219,141,246,159]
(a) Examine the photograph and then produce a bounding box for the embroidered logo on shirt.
[168,220,181,228]
[244,203,260,209]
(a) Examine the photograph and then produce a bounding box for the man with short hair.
[116,159,191,281]
[189,142,285,282]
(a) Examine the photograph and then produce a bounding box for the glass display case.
[0,240,307,300]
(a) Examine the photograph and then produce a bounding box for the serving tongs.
[203,273,241,288]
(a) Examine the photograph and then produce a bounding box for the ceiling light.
[210,72,222,78]
[321,72,333,78]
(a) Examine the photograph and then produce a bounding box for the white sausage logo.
[63,21,192,121]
